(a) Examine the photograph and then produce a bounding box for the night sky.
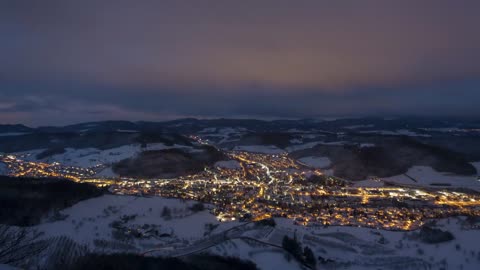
[1,1,480,126]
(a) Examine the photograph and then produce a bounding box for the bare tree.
[0,225,49,265]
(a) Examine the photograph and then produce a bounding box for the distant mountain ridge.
[2,117,480,134]
[0,124,33,133]
[1,117,479,180]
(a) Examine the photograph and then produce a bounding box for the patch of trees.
[0,225,49,266]
[0,176,105,226]
[113,147,225,179]
[282,235,316,268]
[161,206,172,220]
[136,132,194,147]
[36,146,66,159]
[189,202,205,213]
[254,218,276,227]
[290,135,476,180]
[204,223,220,236]
[306,175,346,187]
[417,226,455,244]
[41,236,89,270]
[186,254,259,270]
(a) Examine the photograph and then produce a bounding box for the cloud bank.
[1,1,480,125]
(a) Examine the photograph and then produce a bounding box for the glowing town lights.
[3,149,480,231]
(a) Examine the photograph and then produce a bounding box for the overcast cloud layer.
[1,0,480,125]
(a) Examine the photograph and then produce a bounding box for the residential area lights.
[1,148,480,231]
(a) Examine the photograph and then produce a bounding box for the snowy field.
[360,129,431,137]
[9,143,198,168]
[285,141,345,152]
[298,156,331,169]
[0,162,7,175]
[15,193,479,270]
[208,239,303,270]
[34,195,240,252]
[197,127,248,144]
[383,166,480,191]
[233,145,286,154]
[9,149,46,161]
[41,146,141,167]
[275,217,480,270]
[472,161,480,175]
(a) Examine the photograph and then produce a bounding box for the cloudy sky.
[1,0,480,125]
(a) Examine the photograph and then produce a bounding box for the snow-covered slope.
[42,146,141,167]
[22,193,480,270]
[383,166,480,191]
[360,129,431,137]
[285,141,346,152]
[298,156,331,169]
[0,162,8,175]
[233,145,285,154]
[275,217,480,270]
[198,127,248,144]
[472,161,480,175]
[35,195,238,250]
[11,143,198,168]
[208,239,303,270]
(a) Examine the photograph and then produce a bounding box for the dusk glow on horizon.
[1,1,480,125]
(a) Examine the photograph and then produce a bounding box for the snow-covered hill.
[0,162,8,176]
[13,143,198,168]
[27,194,480,270]
[35,195,238,250]
[383,166,480,191]
[298,156,331,169]
[233,145,285,154]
